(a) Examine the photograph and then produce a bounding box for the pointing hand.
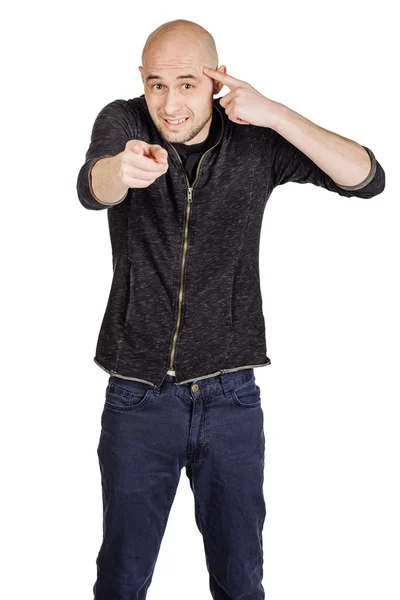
[203,66,282,129]
[116,140,169,189]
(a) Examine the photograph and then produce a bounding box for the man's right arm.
[77,99,169,210]
[76,99,134,211]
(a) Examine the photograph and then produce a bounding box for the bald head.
[139,20,225,146]
[141,19,218,69]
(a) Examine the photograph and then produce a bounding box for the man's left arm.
[270,104,378,191]
[202,66,385,198]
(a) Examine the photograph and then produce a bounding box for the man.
[76,19,385,600]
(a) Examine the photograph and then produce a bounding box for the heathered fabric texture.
[76,95,385,388]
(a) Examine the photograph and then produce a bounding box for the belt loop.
[219,371,234,396]
[153,373,167,395]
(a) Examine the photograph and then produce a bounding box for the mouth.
[162,117,189,129]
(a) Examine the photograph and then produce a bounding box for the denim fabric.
[94,367,266,599]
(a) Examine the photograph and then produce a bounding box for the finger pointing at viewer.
[90,140,169,205]
[118,140,169,188]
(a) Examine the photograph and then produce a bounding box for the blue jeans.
[93,368,266,599]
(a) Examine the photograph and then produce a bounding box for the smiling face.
[139,33,225,145]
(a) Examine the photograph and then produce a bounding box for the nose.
[163,90,183,117]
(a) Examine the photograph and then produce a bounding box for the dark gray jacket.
[76,95,385,387]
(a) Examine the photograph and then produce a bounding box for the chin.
[160,123,193,143]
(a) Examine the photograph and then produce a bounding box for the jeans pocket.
[231,376,261,408]
[105,377,153,411]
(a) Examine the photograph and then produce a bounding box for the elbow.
[76,161,109,211]
[362,164,386,199]
[360,148,386,199]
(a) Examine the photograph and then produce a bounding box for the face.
[139,39,225,145]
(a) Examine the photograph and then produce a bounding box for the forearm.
[271,104,372,187]
[90,155,129,205]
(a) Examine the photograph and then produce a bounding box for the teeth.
[166,118,186,124]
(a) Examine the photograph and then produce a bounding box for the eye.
[151,83,194,91]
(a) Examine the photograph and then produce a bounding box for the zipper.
[165,105,225,371]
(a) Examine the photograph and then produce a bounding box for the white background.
[2,1,399,599]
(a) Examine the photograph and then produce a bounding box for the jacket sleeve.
[76,99,136,210]
[267,128,385,199]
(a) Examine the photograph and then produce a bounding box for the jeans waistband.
[153,368,255,397]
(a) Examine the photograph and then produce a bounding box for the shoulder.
[94,97,143,123]
[91,97,145,138]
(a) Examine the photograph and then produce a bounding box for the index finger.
[127,151,168,172]
[203,67,243,89]
[150,145,168,164]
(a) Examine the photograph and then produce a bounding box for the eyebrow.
[145,74,199,83]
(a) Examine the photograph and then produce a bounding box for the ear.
[139,66,144,84]
[213,65,227,94]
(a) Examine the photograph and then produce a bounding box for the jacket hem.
[175,359,272,386]
[93,356,272,388]
[93,357,157,388]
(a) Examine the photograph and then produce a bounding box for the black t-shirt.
[171,107,220,185]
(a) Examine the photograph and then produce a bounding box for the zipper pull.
[188,187,193,202]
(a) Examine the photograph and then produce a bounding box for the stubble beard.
[155,109,213,145]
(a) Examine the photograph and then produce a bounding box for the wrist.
[91,154,128,205]
[267,101,288,132]
[110,153,123,185]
